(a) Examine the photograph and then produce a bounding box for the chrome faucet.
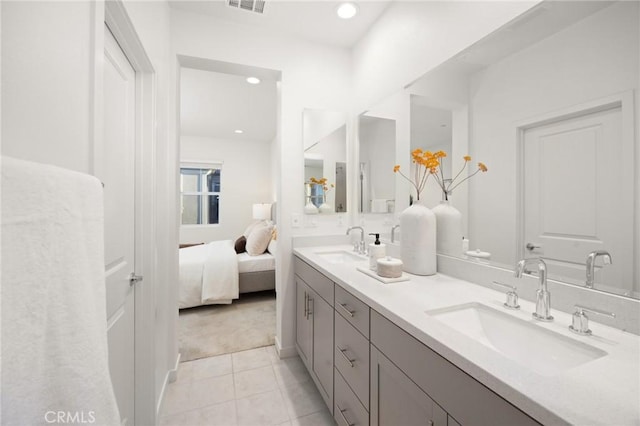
[346,226,366,254]
[515,258,553,322]
[585,250,613,288]
[391,224,400,243]
[569,305,616,336]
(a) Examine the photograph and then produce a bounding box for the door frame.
[515,91,636,284]
[91,1,157,424]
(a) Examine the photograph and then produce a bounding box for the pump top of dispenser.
[369,233,381,245]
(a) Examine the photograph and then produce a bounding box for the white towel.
[371,199,388,213]
[1,157,120,425]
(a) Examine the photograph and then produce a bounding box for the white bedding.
[179,240,239,309]
[237,252,276,273]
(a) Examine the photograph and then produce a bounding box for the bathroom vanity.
[293,245,640,426]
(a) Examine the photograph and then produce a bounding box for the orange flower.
[394,149,440,200]
[308,177,334,192]
[394,149,488,201]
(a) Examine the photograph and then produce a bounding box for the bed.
[178,220,277,309]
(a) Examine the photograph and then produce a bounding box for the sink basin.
[425,303,607,376]
[316,250,366,264]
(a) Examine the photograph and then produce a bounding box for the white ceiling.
[180,67,278,142]
[169,0,392,48]
[176,1,612,143]
[175,1,390,142]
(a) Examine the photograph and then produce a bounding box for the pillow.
[267,238,277,255]
[246,222,273,256]
[242,220,263,238]
[234,235,247,254]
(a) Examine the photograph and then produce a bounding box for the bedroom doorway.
[176,57,281,361]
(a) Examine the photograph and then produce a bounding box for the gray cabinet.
[334,312,369,410]
[311,289,334,406]
[294,255,540,426]
[371,310,540,426]
[296,278,312,364]
[335,368,369,426]
[335,284,370,337]
[371,346,447,426]
[295,258,334,412]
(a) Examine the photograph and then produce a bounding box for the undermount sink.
[425,303,607,376]
[316,250,366,264]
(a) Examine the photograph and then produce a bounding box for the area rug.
[178,290,276,362]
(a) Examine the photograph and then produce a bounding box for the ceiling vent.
[228,0,265,14]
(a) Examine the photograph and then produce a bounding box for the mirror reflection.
[402,1,638,299]
[303,109,347,213]
[358,115,396,214]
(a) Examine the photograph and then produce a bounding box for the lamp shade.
[252,203,272,220]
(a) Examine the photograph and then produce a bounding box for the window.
[180,164,221,225]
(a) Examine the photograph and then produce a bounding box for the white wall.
[2,1,176,422]
[468,2,639,268]
[180,135,273,243]
[2,1,94,172]
[352,1,539,114]
[171,8,352,355]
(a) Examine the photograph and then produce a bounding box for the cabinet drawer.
[335,312,369,410]
[294,257,334,306]
[334,369,369,426]
[371,310,540,426]
[335,285,369,337]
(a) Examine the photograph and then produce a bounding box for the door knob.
[526,243,541,251]
[129,272,143,286]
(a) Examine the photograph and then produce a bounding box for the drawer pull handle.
[337,346,355,367]
[338,302,355,317]
[304,292,309,319]
[337,405,355,426]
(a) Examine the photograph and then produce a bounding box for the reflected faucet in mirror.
[586,251,613,289]
[515,258,553,322]
[391,224,400,243]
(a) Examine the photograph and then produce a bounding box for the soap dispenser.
[368,233,386,270]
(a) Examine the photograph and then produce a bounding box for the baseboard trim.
[156,352,181,418]
[275,336,297,359]
[168,352,181,383]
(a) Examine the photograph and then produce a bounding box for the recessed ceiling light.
[234,130,243,134]
[337,2,358,19]
[246,76,261,85]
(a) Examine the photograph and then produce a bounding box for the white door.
[99,25,137,426]
[523,105,632,290]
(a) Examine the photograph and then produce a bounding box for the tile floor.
[160,346,336,426]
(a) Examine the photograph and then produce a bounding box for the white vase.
[318,202,333,214]
[304,200,318,214]
[399,200,437,275]
[432,200,463,257]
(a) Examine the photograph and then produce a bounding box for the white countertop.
[294,245,640,426]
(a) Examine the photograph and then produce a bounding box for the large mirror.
[398,1,639,299]
[358,114,396,214]
[303,109,347,213]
